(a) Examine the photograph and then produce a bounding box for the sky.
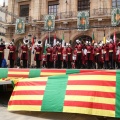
[0,0,8,6]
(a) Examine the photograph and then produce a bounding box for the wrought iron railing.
[91,8,111,17]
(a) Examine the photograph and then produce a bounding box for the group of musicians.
[0,37,120,69]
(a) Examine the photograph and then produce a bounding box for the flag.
[31,37,35,54]
[113,30,116,52]
[44,35,48,54]
[92,32,95,43]
[53,33,56,46]
[8,70,120,118]
[62,33,64,47]
[103,30,106,44]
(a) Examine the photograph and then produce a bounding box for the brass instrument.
[23,38,29,45]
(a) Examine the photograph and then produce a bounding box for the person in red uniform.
[85,41,93,69]
[34,40,42,68]
[109,39,115,69]
[62,45,67,68]
[94,43,101,69]
[0,39,6,67]
[21,38,29,68]
[72,48,77,68]
[75,39,83,69]
[66,43,72,69]
[56,41,62,68]
[46,44,52,68]
[52,45,57,68]
[42,53,47,68]
[7,39,16,68]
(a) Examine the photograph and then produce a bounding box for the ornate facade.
[0,0,120,65]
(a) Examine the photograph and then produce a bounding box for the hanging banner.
[15,18,25,34]
[44,15,55,31]
[77,11,89,31]
[111,8,120,26]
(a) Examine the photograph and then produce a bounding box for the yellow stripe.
[10,95,43,100]
[69,75,116,81]
[8,105,41,111]
[63,106,115,117]
[19,77,48,82]
[14,86,46,91]
[66,85,115,92]
[8,72,29,75]
[41,72,65,76]
[65,95,115,104]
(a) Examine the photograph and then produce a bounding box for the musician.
[46,44,52,68]
[75,40,83,69]
[66,43,72,69]
[85,41,93,69]
[21,38,29,68]
[108,39,115,69]
[0,39,6,67]
[42,53,47,68]
[34,40,42,68]
[62,45,67,68]
[7,39,16,68]
[72,48,77,68]
[52,45,57,68]
[56,41,62,68]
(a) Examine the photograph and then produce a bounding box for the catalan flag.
[8,70,120,118]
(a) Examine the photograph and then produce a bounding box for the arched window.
[112,0,120,8]
[78,0,90,11]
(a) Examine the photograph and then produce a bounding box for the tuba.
[23,38,29,45]
[37,40,42,46]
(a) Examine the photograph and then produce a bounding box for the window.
[112,0,120,8]
[48,1,59,15]
[20,4,29,17]
[78,0,90,11]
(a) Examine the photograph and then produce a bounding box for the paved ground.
[0,91,119,120]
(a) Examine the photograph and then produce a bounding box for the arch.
[71,34,92,48]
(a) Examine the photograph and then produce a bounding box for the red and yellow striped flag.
[8,70,120,118]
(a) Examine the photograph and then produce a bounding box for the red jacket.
[34,46,42,61]
[0,45,6,59]
[46,47,52,61]
[66,47,72,61]
[21,45,28,60]
[8,45,16,60]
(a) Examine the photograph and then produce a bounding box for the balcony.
[40,11,77,21]
[91,8,111,18]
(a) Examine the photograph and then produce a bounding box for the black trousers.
[95,55,100,69]
[10,60,14,68]
[57,55,61,68]
[67,55,71,69]
[63,60,67,68]
[109,52,114,69]
[76,53,82,69]
[0,53,2,67]
[87,53,92,69]
[47,55,51,68]
[23,60,27,68]
[36,60,40,68]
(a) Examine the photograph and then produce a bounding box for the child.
[42,53,47,68]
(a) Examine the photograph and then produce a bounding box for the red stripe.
[17,81,47,86]
[70,72,116,76]
[64,101,115,111]
[80,70,116,75]
[12,90,44,96]
[41,69,66,73]
[8,100,42,105]
[67,80,116,87]
[8,74,28,78]
[66,90,115,98]
[8,68,29,72]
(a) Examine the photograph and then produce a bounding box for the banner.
[44,15,55,31]
[15,18,25,34]
[77,11,89,31]
[111,8,120,26]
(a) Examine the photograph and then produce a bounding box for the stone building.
[1,0,120,65]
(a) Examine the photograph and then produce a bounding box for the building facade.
[1,0,120,65]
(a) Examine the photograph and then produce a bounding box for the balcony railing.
[40,11,77,21]
[91,8,111,17]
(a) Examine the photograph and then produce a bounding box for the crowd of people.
[0,38,119,69]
